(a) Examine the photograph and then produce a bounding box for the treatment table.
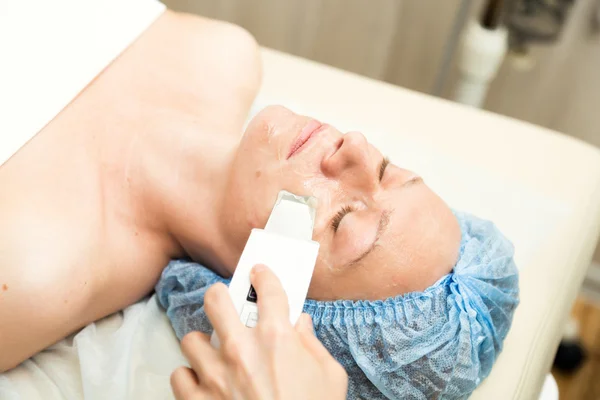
[2,48,600,399]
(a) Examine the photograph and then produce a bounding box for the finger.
[295,315,337,363]
[250,264,289,322]
[181,331,222,378]
[204,282,243,343]
[170,366,201,400]
[299,333,338,364]
[181,331,231,397]
[294,313,315,336]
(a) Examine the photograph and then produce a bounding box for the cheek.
[302,175,339,211]
[305,237,342,299]
[307,259,338,299]
[240,125,278,163]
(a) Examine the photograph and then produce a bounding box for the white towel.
[0,0,165,166]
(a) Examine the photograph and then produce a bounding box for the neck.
[141,123,241,277]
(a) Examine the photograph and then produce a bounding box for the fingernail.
[251,264,266,277]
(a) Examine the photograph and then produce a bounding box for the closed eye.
[379,157,390,181]
[331,205,354,232]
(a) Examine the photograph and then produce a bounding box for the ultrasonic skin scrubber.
[211,190,320,347]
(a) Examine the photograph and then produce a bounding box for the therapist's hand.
[170,264,348,400]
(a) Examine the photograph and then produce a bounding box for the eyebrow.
[347,210,391,267]
[379,157,390,181]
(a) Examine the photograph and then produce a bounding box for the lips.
[287,120,325,159]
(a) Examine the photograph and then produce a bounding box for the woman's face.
[223,106,461,301]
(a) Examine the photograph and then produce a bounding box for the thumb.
[294,313,315,337]
[295,313,336,363]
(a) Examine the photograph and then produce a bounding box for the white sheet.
[0,295,183,399]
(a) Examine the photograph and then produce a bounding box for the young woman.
[1,9,518,400]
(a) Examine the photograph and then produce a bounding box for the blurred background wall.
[164,0,600,259]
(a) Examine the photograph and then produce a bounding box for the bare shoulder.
[167,10,262,76]
[149,10,262,105]
[95,10,262,133]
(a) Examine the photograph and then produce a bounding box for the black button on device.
[246,285,258,303]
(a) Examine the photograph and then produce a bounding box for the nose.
[321,131,375,187]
